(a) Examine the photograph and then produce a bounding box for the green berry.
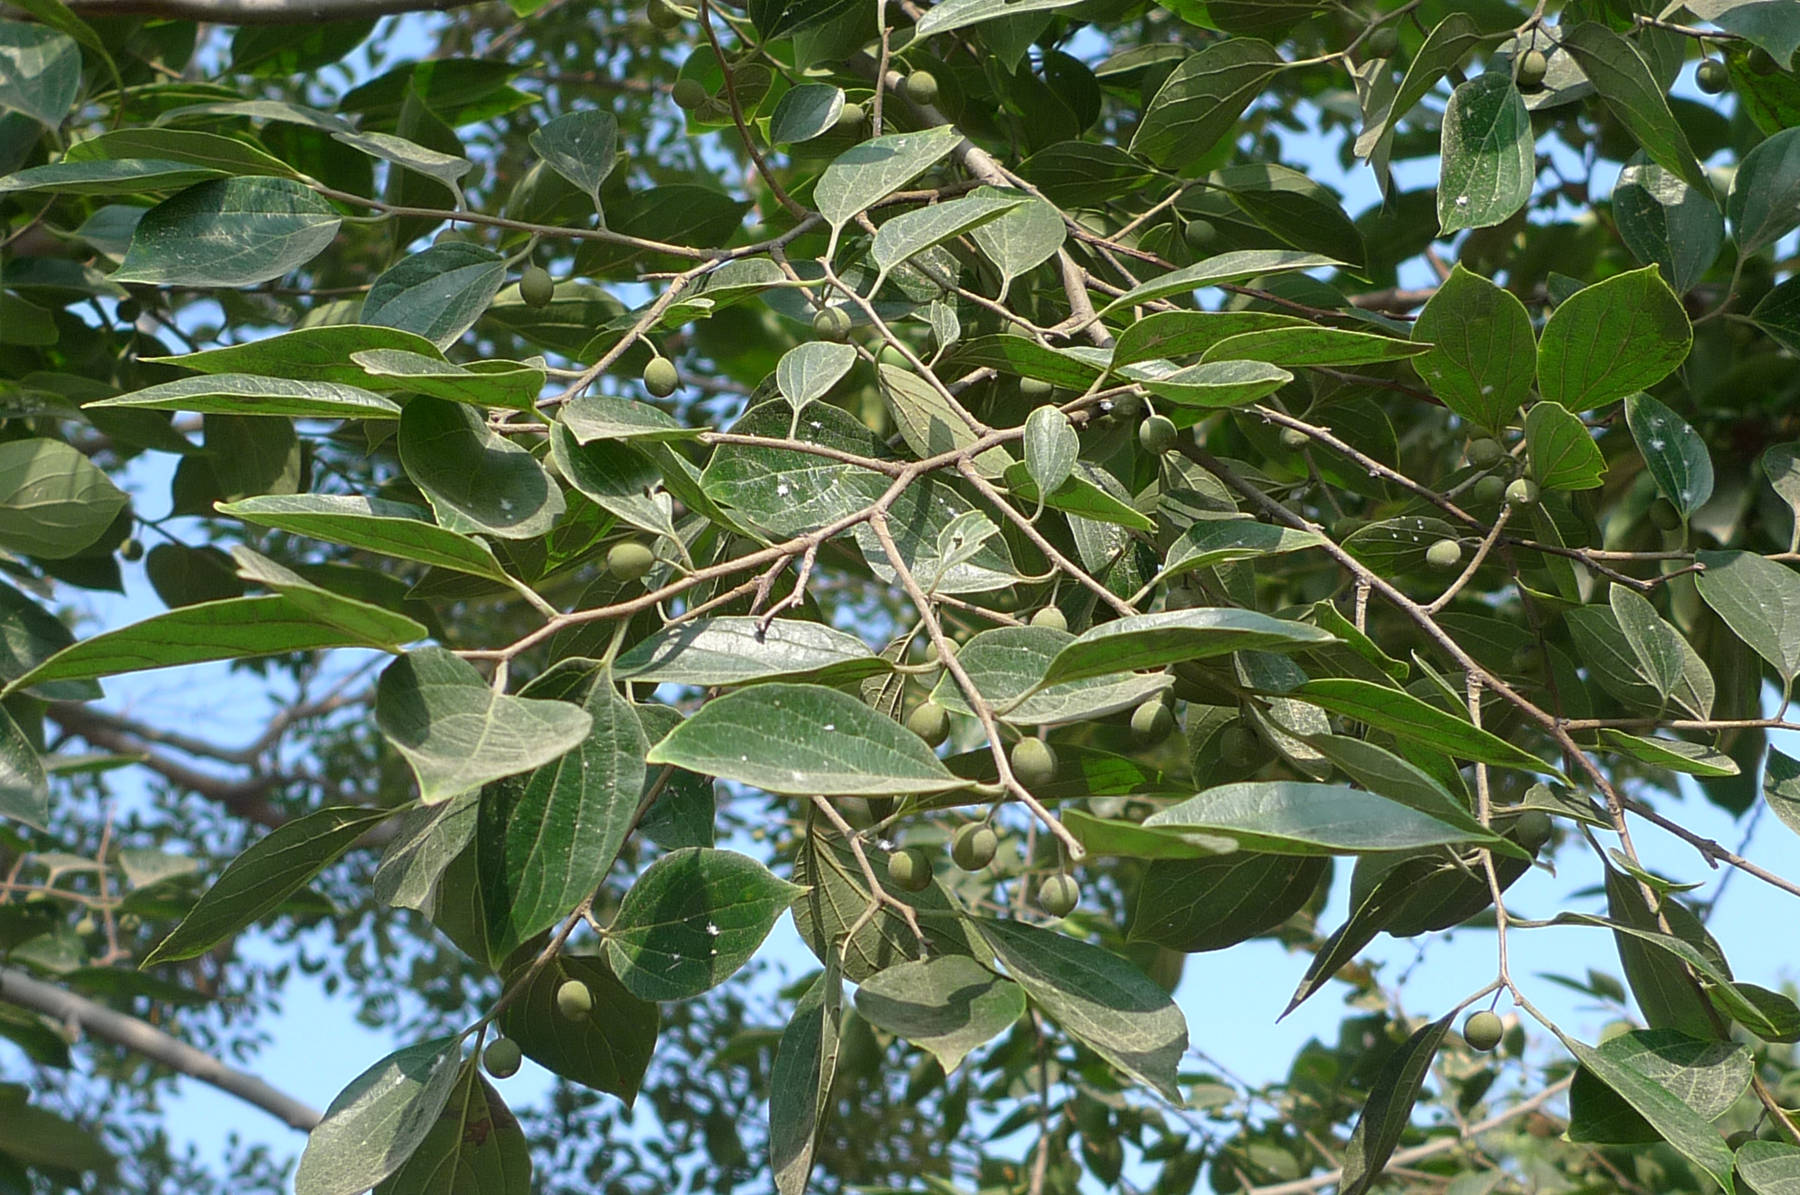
[1138,414,1178,455]
[1649,498,1683,530]
[1697,59,1730,94]
[1364,24,1398,59]
[1029,606,1067,632]
[1130,698,1174,745]
[887,846,933,892]
[607,540,656,582]
[647,0,683,28]
[119,537,144,562]
[484,1037,523,1078]
[520,264,554,308]
[556,979,594,1021]
[812,306,852,342]
[643,356,679,397]
[1463,1010,1504,1052]
[1513,810,1553,853]
[1517,48,1549,91]
[902,70,939,107]
[1218,723,1259,768]
[1019,376,1055,400]
[1505,478,1540,507]
[1279,427,1309,450]
[1036,873,1080,917]
[1749,47,1779,76]
[906,701,950,747]
[1467,437,1505,467]
[1425,538,1462,570]
[1472,475,1507,506]
[1182,218,1218,251]
[671,78,708,110]
[116,298,141,323]
[951,823,998,871]
[1010,737,1058,788]
[835,101,865,132]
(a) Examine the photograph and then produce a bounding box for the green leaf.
[1695,550,1800,692]
[1766,747,1800,840]
[1727,126,1800,256]
[853,479,1020,594]
[231,546,428,645]
[375,792,479,911]
[1603,867,1719,1039]
[1739,1140,1800,1195]
[1109,310,1304,369]
[114,177,342,287]
[871,191,1022,278]
[295,1037,465,1195]
[479,683,645,962]
[1128,854,1327,952]
[1099,249,1342,316]
[375,647,593,805]
[1536,266,1692,410]
[397,397,565,539]
[1438,72,1534,234]
[334,129,472,202]
[950,335,1104,388]
[1201,326,1429,369]
[559,393,699,443]
[349,350,544,411]
[0,706,48,829]
[770,964,841,1195]
[967,187,1064,295]
[529,108,617,205]
[928,625,1171,725]
[777,341,857,410]
[1609,585,1687,703]
[143,325,444,385]
[1001,462,1154,531]
[1755,281,1800,357]
[616,617,888,687]
[603,847,803,1001]
[143,805,395,965]
[1353,13,1486,188]
[218,494,508,582]
[1145,781,1503,855]
[362,243,507,350]
[1041,608,1333,685]
[548,425,675,540]
[1524,400,1606,492]
[0,1096,113,1173]
[700,401,892,539]
[1564,1030,1744,1189]
[1061,807,1236,859]
[1134,359,1293,414]
[854,955,1025,1073]
[1023,405,1078,497]
[815,125,962,229]
[909,0,1081,40]
[1160,514,1329,582]
[975,918,1187,1100]
[1598,729,1740,778]
[0,21,80,127]
[769,83,843,144]
[497,954,658,1104]
[1626,392,1713,519]
[1410,265,1535,433]
[645,682,961,795]
[0,438,129,559]
[87,374,401,420]
[0,157,226,195]
[1338,1013,1455,1195]
[1130,38,1287,170]
[1561,22,1707,189]
[878,364,1011,477]
[65,127,300,179]
[1305,733,1526,859]
[1214,161,1366,266]
[1566,603,1715,720]
[1614,153,1725,295]
[373,1069,531,1195]
[1292,678,1558,778]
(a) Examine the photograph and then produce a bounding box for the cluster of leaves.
[5,0,1800,1191]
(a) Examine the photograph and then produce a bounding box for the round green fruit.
[1505,478,1540,507]
[1182,218,1219,251]
[1425,538,1462,570]
[520,264,554,308]
[1517,48,1549,91]
[1472,475,1507,506]
[1019,376,1054,400]
[1467,437,1505,467]
[1139,414,1178,455]
[902,70,939,106]
[647,0,683,27]
[1010,737,1058,788]
[1649,498,1682,530]
[1463,1010,1504,1052]
[1130,698,1174,745]
[607,540,656,582]
[1108,392,1144,423]
[1279,427,1309,451]
[484,1037,523,1078]
[119,537,144,562]
[888,846,933,892]
[835,101,865,132]
[1364,24,1398,59]
[1029,606,1067,632]
[671,78,708,110]
[906,701,950,747]
[556,979,594,1021]
[1514,809,1553,853]
[1036,873,1080,917]
[951,823,998,871]
[643,356,680,397]
[1697,59,1730,94]
[813,306,852,342]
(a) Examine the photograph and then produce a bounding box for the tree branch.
[0,965,322,1132]
[37,0,471,20]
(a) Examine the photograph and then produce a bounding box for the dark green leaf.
[1695,550,1800,691]
[1626,392,1713,519]
[0,438,129,560]
[398,397,564,539]
[373,1069,531,1195]
[769,83,843,144]
[88,374,401,420]
[0,21,80,127]
[1727,126,1800,256]
[1130,38,1287,170]
[1410,264,1535,433]
[350,350,544,411]
[1042,608,1333,685]
[1144,781,1503,856]
[1438,72,1534,234]
[1766,746,1800,840]
[363,243,507,350]
[115,177,342,287]
[1129,853,1326,952]
[1061,807,1236,859]
[1099,249,1343,316]
[1201,326,1429,369]
[1292,678,1559,778]
[0,706,48,829]
[1338,1013,1454,1195]
[1561,22,1707,189]
[770,964,840,1195]
[1536,266,1692,410]
[854,955,1024,1073]
[497,954,658,1103]
[294,1037,465,1195]
[1161,514,1328,581]
[616,617,887,687]
[1614,153,1725,294]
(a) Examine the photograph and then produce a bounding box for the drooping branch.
[0,965,322,1131]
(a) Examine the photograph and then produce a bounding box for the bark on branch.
[0,965,322,1131]
[34,0,474,21]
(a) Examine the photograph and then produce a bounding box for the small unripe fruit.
[556,979,594,1021]
[888,846,933,892]
[484,1037,523,1078]
[1514,809,1553,853]
[1364,25,1398,59]
[812,306,851,341]
[1463,1010,1504,1052]
[607,540,656,582]
[1516,48,1548,91]
[1697,59,1730,94]
[835,101,865,132]
[671,78,708,110]
[1218,723,1259,768]
[1505,478,1540,507]
[1749,47,1779,76]
[1036,873,1080,917]
[902,70,939,106]
[119,537,144,562]
[1019,376,1054,400]
[1279,427,1309,450]
[647,0,682,28]
[520,264,554,308]
[1425,538,1462,570]
[1649,498,1682,530]
[116,298,141,323]
[1182,218,1218,251]
[1130,698,1174,745]
[1010,737,1058,787]
[1467,437,1505,467]
[906,701,950,747]
[1139,414,1178,455]
[74,915,97,935]
[1472,475,1507,505]
[951,823,998,871]
[1030,606,1067,632]
[643,356,679,397]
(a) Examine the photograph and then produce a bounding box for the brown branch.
[42,0,472,21]
[45,704,285,828]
